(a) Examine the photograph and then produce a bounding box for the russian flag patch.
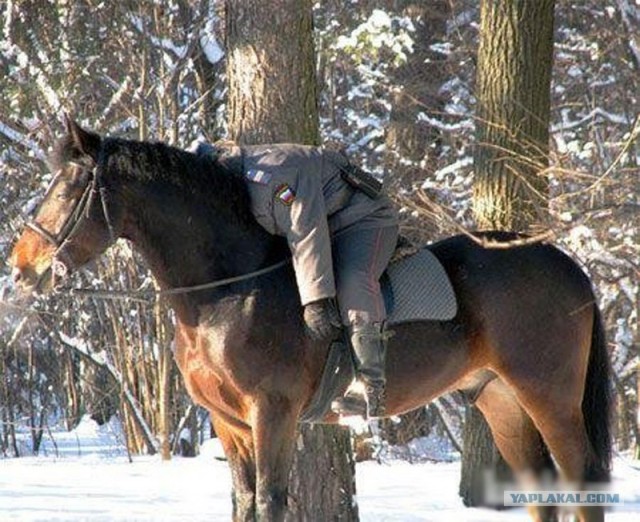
[245,169,272,184]
[275,184,296,206]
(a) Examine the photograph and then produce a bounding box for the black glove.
[303,298,342,341]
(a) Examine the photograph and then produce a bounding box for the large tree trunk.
[472,0,554,232]
[225,1,358,520]
[286,424,357,520]
[459,406,512,507]
[462,0,555,508]
[226,0,320,145]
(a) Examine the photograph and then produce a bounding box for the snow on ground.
[1,417,639,521]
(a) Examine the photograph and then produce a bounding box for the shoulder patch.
[245,169,272,184]
[275,184,296,206]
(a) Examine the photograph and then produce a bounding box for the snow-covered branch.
[553,107,633,132]
[0,120,46,160]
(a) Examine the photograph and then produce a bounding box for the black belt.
[337,161,383,199]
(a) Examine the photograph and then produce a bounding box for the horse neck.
[118,174,279,314]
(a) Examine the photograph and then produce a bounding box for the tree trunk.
[286,425,357,521]
[636,363,640,459]
[225,1,358,520]
[459,406,512,508]
[463,0,556,508]
[155,298,173,461]
[385,0,449,168]
[472,0,554,232]
[226,0,320,145]
[383,0,451,245]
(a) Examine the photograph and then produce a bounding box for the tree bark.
[286,424,357,521]
[463,0,556,508]
[472,0,554,231]
[225,1,358,520]
[459,405,512,508]
[226,0,320,145]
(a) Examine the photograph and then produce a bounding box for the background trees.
[0,0,637,510]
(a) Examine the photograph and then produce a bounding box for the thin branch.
[400,190,556,249]
[555,114,640,200]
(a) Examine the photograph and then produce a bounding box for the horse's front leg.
[212,415,257,522]
[252,394,299,522]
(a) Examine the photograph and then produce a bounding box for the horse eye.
[56,188,71,200]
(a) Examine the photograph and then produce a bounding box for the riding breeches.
[332,223,399,326]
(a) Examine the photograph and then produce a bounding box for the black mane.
[50,134,254,225]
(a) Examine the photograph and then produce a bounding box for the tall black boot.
[331,322,387,419]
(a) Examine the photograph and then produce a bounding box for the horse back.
[428,233,595,334]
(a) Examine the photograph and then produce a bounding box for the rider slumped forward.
[203,142,398,419]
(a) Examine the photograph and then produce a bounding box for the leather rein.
[68,258,291,302]
[27,162,290,302]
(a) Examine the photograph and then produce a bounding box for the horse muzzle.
[11,264,51,297]
[11,255,70,297]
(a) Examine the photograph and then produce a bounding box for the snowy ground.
[1,417,639,521]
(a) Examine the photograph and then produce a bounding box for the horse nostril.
[11,267,23,284]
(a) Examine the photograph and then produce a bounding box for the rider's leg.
[346,321,388,417]
[330,223,398,418]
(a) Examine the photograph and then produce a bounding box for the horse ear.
[64,114,101,163]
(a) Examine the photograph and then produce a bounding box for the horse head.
[9,117,123,295]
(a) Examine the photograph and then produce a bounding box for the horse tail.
[582,304,613,482]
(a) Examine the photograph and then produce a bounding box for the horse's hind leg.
[502,322,606,521]
[212,416,257,522]
[474,378,557,522]
[252,395,299,522]
[518,394,604,522]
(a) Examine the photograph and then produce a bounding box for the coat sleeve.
[272,169,336,306]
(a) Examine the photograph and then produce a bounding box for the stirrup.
[331,381,367,418]
[331,394,367,418]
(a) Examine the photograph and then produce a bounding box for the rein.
[66,257,292,303]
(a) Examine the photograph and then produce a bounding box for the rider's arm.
[272,168,336,306]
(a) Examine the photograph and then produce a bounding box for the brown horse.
[9,120,611,522]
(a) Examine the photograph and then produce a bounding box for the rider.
[200,142,398,419]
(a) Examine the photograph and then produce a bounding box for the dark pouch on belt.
[339,163,383,199]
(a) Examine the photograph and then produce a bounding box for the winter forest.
[0,0,639,520]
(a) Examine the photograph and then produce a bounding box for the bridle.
[25,162,112,281]
[27,166,94,247]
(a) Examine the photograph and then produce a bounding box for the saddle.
[299,241,457,423]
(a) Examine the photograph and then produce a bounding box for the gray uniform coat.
[212,143,398,319]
